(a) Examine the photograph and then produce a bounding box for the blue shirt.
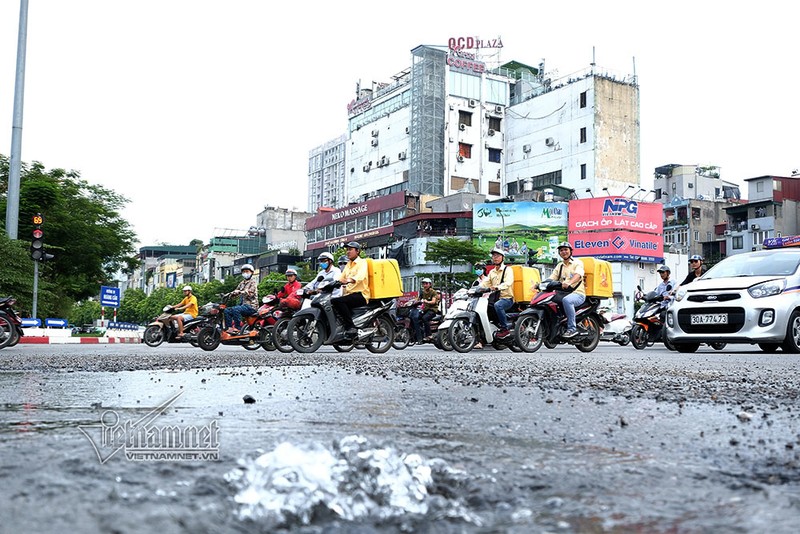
[655,278,675,308]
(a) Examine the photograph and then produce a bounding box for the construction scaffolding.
[409,45,447,197]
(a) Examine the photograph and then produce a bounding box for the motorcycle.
[286,280,395,354]
[142,304,211,347]
[433,288,472,351]
[196,293,271,351]
[598,306,632,346]
[269,287,314,353]
[513,280,603,353]
[0,296,25,349]
[446,286,524,353]
[393,299,445,350]
[630,290,675,350]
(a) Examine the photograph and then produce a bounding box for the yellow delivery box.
[580,257,613,298]
[365,258,403,299]
[510,264,541,303]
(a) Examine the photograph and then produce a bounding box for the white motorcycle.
[598,306,632,346]
[445,286,521,352]
[433,288,472,351]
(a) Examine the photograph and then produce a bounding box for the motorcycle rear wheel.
[437,329,453,351]
[366,316,395,354]
[513,315,544,353]
[273,318,294,353]
[0,315,14,349]
[576,316,601,353]
[197,326,221,351]
[143,325,165,348]
[261,326,276,351]
[630,324,648,350]
[448,318,477,353]
[333,341,355,352]
[392,326,410,350]
[287,315,324,353]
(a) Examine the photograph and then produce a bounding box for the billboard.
[473,202,568,263]
[569,230,663,262]
[568,197,662,235]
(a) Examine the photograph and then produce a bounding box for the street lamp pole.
[5,0,29,239]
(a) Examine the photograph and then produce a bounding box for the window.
[335,222,345,237]
[367,214,378,229]
[580,91,587,108]
[488,116,501,131]
[488,148,502,163]
[380,210,392,227]
[707,232,712,241]
[757,181,764,192]
[655,188,662,200]
[580,164,587,180]
[694,231,699,241]
[356,217,366,232]
[732,236,744,249]
[458,143,472,158]
[458,110,472,127]
[580,127,587,143]
[346,220,356,235]
[450,176,479,191]
[488,181,501,195]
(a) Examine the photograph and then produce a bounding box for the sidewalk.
[17,328,141,344]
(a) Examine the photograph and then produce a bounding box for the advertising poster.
[472,202,568,264]
[568,197,663,235]
[568,230,663,262]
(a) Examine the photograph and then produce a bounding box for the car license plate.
[690,313,728,325]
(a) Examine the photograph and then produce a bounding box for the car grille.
[686,293,741,303]
[677,306,745,333]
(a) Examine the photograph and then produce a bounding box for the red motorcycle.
[513,281,603,353]
[0,296,25,349]
[196,293,272,351]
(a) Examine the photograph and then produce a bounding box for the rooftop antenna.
[590,46,596,74]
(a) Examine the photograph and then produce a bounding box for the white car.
[666,249,800,353]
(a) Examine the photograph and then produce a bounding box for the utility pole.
[5,0,29,240]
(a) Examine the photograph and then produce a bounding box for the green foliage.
[0,232,59,318]
[68,300,102,327]
[118,288,146,323]
[258,272,290,297]
[424,237,486,273]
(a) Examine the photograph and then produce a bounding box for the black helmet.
[338,255,348,265]
[656,264,670,273]
[345,241,361,250]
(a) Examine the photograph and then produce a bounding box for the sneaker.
[496,329,511,339]
[344,328,358,339]
[562,329,578,339]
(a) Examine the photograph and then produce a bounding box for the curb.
[18,336,141,345]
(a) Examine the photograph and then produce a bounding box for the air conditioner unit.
[545,137,555,147]
[381,156,389,166]
[468,99,477,108]
[363,164,370,172]
[723,230,731,236]
[449,104,454,111]
[371,129,379,137]
[405,126,410,134]
[751,224,760,231]
[488,129,495,136]
[371,139,379,147]
[398,151,407,160]
[494,105,503,114]
[459,123,466,131]
[456,155,465,163]
[523,144,531,153]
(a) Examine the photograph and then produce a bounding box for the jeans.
[562,293,586,331]
[224,304,256,329]
[494,297,514,330]
[410,308,436,341]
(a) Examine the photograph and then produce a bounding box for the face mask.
[242,273,252,280]
[319,262,329,269]
[474,269,483,275]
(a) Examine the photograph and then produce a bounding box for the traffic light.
[29,213,53,262]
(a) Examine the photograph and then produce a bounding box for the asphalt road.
[0,341,798,533]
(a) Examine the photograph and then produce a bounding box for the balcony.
[663,217,688,228]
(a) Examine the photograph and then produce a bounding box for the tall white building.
[307,134,347,213]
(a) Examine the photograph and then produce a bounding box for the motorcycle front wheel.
[273,318,294,353]
[143,325,165,347]
[448,318,478,353]
[287,315,324,353]
[576,316,601,353]
[392,326,410,350]
[197,326,221,351]
[366,316,395,354]
[513,315,544,353]
[630,324,648,350]
[0,315,14,349]
[333,340,355,352]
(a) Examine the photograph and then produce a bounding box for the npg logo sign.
[602,198,638,217]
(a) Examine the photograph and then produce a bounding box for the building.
[308,135,347,212]
[131,245,198,294]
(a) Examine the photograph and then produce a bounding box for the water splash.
[225,435,482,528]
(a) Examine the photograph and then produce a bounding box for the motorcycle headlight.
[674,289,687,302]
[748,279,786,298]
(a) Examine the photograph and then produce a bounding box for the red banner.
[568,197,662,235]
[569,230,663,262]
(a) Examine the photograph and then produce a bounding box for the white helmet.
[318,252,334,262]
[241,263,254,272]
[285,268,298,276]
[182,285,192,291]
[490,247,505,257]
[421,277,432,284]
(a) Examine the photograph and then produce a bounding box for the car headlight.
[748,279,786,298]
[674,289,687,302]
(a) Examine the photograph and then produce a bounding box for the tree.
[0,155,140,316]
[424,237,486,274]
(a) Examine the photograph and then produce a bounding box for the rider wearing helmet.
[411,277,441,342]
[333,241,371,339]
[480,247,516,338]
[680,254,705,286]
[224,263,259,333]
[549,242,585,338]
[276,268,303,310]
[171,285,198,338]
[309,252,343,297]
[655,264,674,310]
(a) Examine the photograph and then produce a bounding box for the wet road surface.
[0,343,798,533]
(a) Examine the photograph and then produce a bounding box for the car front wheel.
[781,310,800,353]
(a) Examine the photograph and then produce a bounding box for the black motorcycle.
[513,281,603,353]
[0,296,25,349]
[142,304,212,348]
[286,281,395,354]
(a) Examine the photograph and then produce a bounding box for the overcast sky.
[1,1,797,248]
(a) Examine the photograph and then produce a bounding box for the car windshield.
[703,251,800,279]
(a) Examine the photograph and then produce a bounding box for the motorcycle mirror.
[317,275,324,282]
